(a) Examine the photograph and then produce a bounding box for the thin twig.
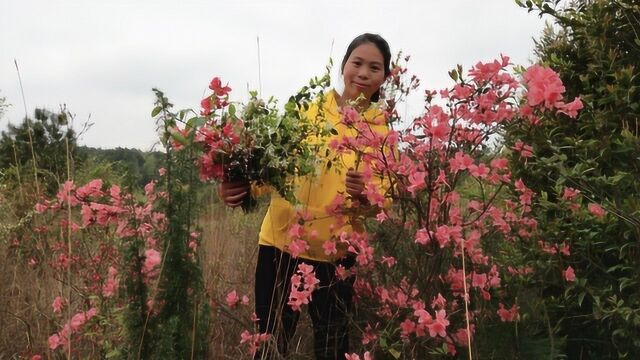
[14,59,40,195]
[65,137,73,360]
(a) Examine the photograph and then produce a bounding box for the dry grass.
[200,194,314,359]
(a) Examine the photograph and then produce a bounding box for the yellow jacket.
[256,90,390,262]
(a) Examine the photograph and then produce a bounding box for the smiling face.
[341,42,386,105]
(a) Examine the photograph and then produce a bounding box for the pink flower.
[407,171,427,196]
[381,256,396,268]
[523,65,566,109]
[31,356,42,360]
[431,293,447,309]
[375,210,388,223]
[400,318,416,337]
[287,238,309,258]
[48,334,61,350]
[469,163,490,178]
[34,203,48,213]
[562,187,580,200]
[76,179,103,199]
[323,240,337,256]
[497,303,520,322]
[490,157,509,171]
[471,273,487,289]
[142,249,161,276]
[345,352,373,360]
[426,310,450,338]
[563,266,576,282]
[226,290,239,308]
[513,140,534,158]
[341,106,361,125]
[449,151,474,173]
[588,203,606,218]
[288,264,319,311]
[52,296,66,313]
[239,330,270,356]
[556,97,583,118]
[201,96,213,116]
[209,77,231,97]
[414,228,430,245]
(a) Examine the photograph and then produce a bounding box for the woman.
[220,33,392,360]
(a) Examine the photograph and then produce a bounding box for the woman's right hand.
[219,181,250,208]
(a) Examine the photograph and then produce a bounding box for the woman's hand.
[346,169,366,202]
[219,181,250,208]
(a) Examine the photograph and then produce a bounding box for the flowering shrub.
[281,56,584,358]
[20,177,168,357]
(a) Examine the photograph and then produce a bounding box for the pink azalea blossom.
[563,266,576,282]
[562,187,581,200]
[209,77,231,97]
[322,240,337,256]
[375,210,388,223]
[407,171,427,196]
[449,151,474,173]
[34,203,48,213]
[427,310,450,338]
[414,228,430,245]
[226,290,239,308]
[400,318,416,337]
[142,249,161,277]
[556,97,583,118]
[497,303,520,322]
[52,296,66,313]
[48,334,62,350]
[588,203,606,218]
[523,64,566,109]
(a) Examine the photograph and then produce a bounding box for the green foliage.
[127,88,210,359]
[505,1,640,357]
[78,146,165,189]
[0,107,82,194]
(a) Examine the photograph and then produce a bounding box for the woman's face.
[341,42,386,104]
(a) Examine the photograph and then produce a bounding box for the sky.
[0,0,548,151]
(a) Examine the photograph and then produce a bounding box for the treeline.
[0,106,164,193]
[78,146,165,189]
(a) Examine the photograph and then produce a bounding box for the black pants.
[254,245,355,360]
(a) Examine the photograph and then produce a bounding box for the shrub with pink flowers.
[266,55,584,358]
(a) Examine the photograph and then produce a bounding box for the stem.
[460,237,473,360]
[14,59,40,195]
[65,137,72,360]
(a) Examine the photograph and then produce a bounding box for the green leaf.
[170,131,188,146]
[388,348,401,359]
[186,117,205,129]
[578,292,586,307]
[151,106,162,117]
[229,103,236,118]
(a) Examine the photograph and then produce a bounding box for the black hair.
[340,33,391,103]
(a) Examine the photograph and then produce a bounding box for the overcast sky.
[0,0,547,150]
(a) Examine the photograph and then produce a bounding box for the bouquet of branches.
[153,67,336,210]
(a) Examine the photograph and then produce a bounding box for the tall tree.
[0,107,81,194]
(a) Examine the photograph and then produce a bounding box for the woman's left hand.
[346,169,366,201]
